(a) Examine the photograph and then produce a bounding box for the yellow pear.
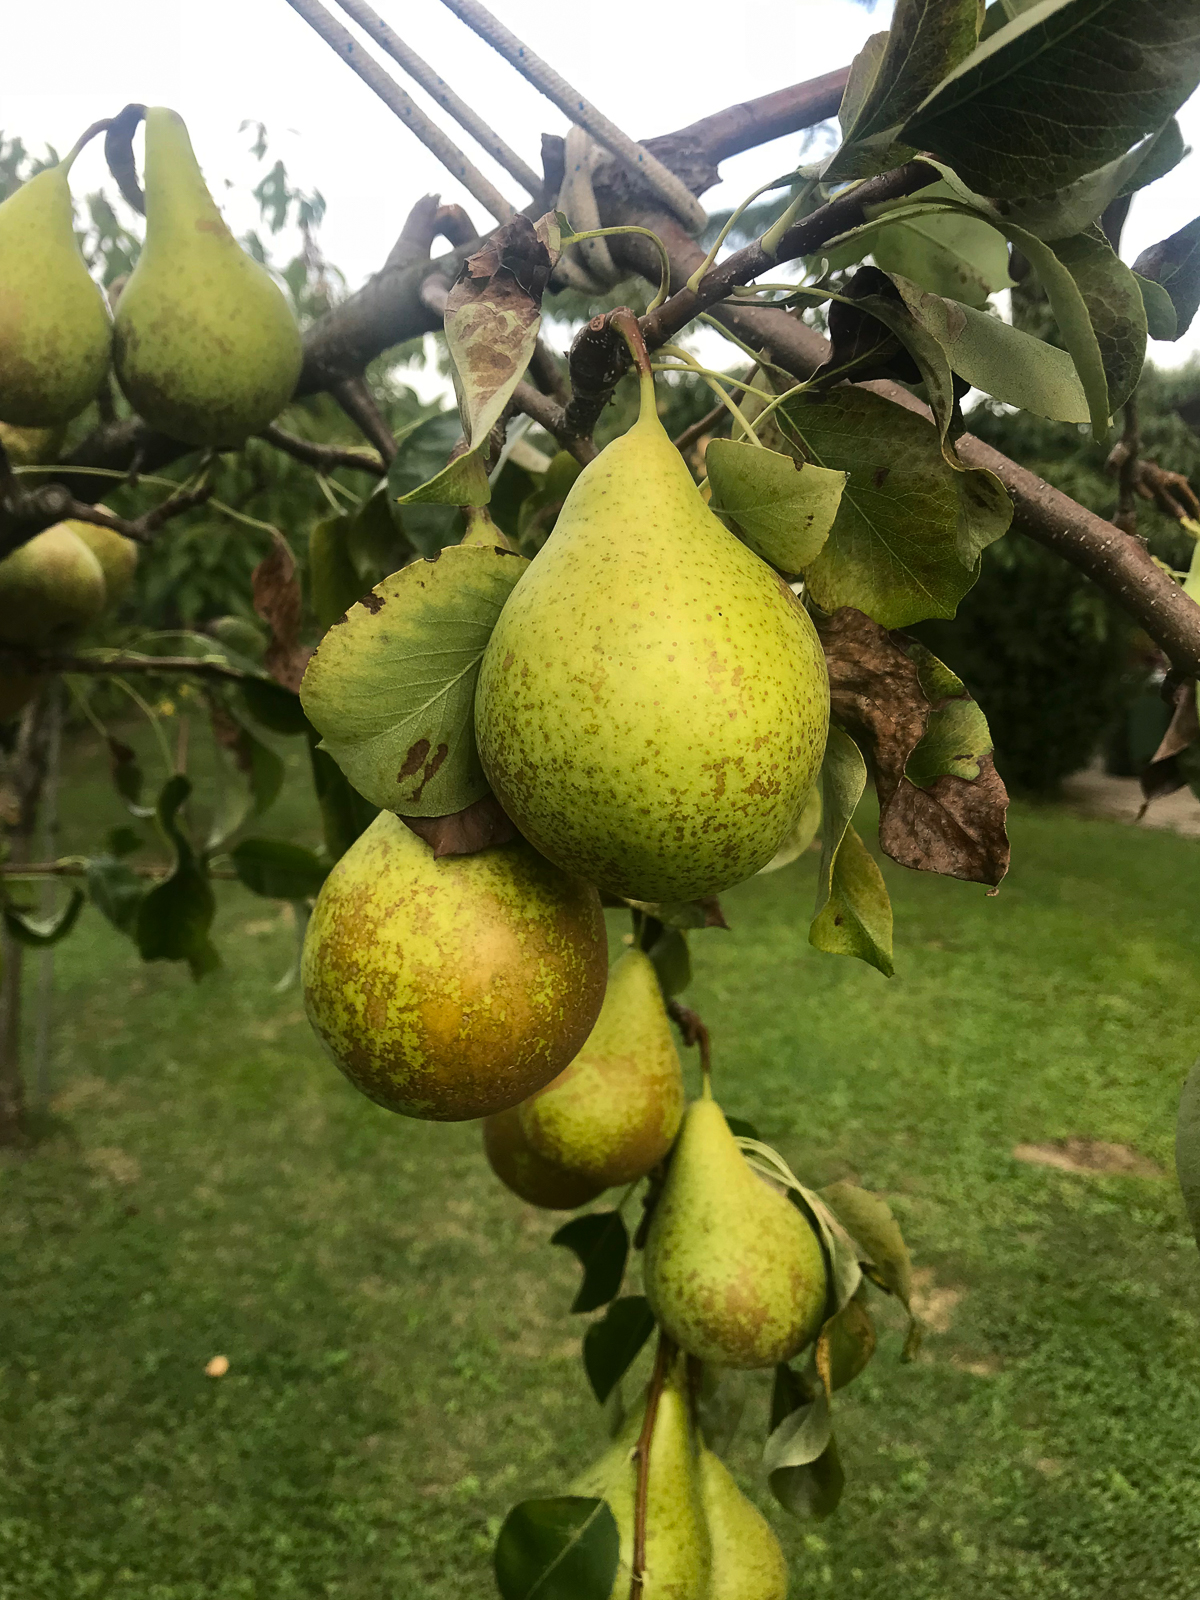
[644,1091,827,1368]
[0,152,111,426]
[474,363,829,901]
[301,810,607,1120]
[698,1448,789,1599]
[69,517,138,608]
[0,524,105,647]
[518,948,684,1187]
[113,108,302,445]
[482,1105,606,1210]
[571,1357,711,1599]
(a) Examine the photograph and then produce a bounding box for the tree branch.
[0,650,258,685]
[0,477,213,560]
[331,375,398,461]
[258,423,386,477]
[509,383,597,466]
[0,860,239,881]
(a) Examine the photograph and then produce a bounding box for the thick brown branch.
[509,383,597,466]
[331,376,398,462]
[660,68,849,165]
[258,424,386,477]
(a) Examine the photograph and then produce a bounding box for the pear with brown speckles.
[482,1105,606,1210]
[474,365,829,901]
[645,1088,827,1368]
[301,810,606,1121]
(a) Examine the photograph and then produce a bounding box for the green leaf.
[822,1295,878,1391]
[387,412,464,557]
[837,32,889,140]
[308,513,366,635]
[821,1180,921,1358]
[551,1212,629,1315]
[706,439,844,573]
[905,695,993,786]
[814,724,867,906]
[299,543,528,817]
[207,705,287,853]
[762,1380,832,1474]
[230,839,329,901]
[769,1432,845,1520]
[105,825,143,859]
[1051,227,1147,417]
[827,278,960,450]
[866,196,1014,309]
[1003,119,1185,242]
[86,856,145,937]
[1136,273,1179,342]
[779,386,1010,626]
[646,925,691,998]
[2,888,85,947]
[890,276,1090,423]
[757,782,822,876]
[306,734,379,864]
[1175,1058,1200,1255]
[810,823,894,977]
[901,0,1200,199]
[582,1296,655,1404]
[724,1114,761,1142]
[239,677,308,737]
[395,447,491,508]
[135,774,219,979]
[1133,215,1200,341]
[106,737,154,819]
[494,1497,619,1600]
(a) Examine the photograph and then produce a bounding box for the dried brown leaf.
[1140,677,1199,805]
[400,792,518,858]
[252,531,310,693]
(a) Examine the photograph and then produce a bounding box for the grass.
[2,736,1199,1598]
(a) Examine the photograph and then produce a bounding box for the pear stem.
[608,308,652,379]
[63,118,113,173]
[666,999,713,1092]
[630,1330,676,1600]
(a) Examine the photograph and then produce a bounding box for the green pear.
[69,516,138,609]
[0,153,111,427]
[518,948,684,1187]
[482,1105,606,1210]
[0,421,67,465]
[113,108,302,446]
[0,524,105,647]
[208,613,267,661]
[572,1358,711,1598]
[698,1448,789,1599]
[644,1092,827,1368]
[474,365,829,901]
[301,810,606,1120]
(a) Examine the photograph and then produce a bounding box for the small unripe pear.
[69,517,138,609]
[0,524,105,647]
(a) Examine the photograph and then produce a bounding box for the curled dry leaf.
[1139,678,1199,807]
[252,530,310,693]
[400,792,518,858]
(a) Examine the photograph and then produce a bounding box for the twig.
[258,423,386,477]
[438,0,706,231]
[666,999,712,1080]
[1113,397,1142,535]
[630,1331,675,1600]
[0,650,259,685]
[0,477,213,561]
[528,339,570,406]
[334,0,543,198]
[509,383,597,466]
[331,376,398,462]
[1,861,238,880]
[672,400,727,456]
[283,0,516,224]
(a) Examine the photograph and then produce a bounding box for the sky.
[3,0,1199,391]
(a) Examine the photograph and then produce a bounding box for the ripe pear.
[301,810,606,1120]
[0,421,67,465]
[0,152,111,426]
[644,1092,827,1368]
[699,1448,789,1599]
[69,517,138,609]
[571,1357,711,1598]
[519,948,684,1187]
[0,524,105,647]
[482,1105,606,1210]
[113,108,302,446]
[474,365,829,901]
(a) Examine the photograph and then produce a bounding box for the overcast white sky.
[4,0,1199,384]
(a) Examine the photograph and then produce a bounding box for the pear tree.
[3,2,1200,1594]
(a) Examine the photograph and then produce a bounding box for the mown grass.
[2,742,1198,1599]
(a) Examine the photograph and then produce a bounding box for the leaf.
[230,838,329,901]
[494,1497,619,1600]
[1051,227,1147,417]
[306,734,379,864]
[399,794,519,858]
[1136,274,1179,342]
[299,543,528,817]
[866,198,1014,309]
[86,855,146,936]
[905,694,993,786]
[724,1115,761,1142]
[646,926,691,998]
[107,737,154,819]
[814,724,868,904]
[582,1296,656,1404]
[829,0,981,170]
[105,825,143,859]
[207,702,286,851]
[135,774,219,979]
[395,447,491,508]
[901,0,1200,200]
[810,823,894,977]
[551,1212,629,1314]
[309,513,367,634]
[821,1180,921,1358]
[821,1295,878,1391]
[779,387,1010,627]
[890,275,1090,423]
[762,1378,832,1474]
[1003,119,1185,241]
[387,412,465,557]
[625,897,727,931]
[770,1431,845,1520]
[706,439,844,574]
[239,677,308,737]
[757,783,821,876]
[1175,1058,1200,1255]
[1133,215,1200,341]
[445,214,554,449]
[837,32,889,140]
[2,888,84,947]
[252,531,310,693]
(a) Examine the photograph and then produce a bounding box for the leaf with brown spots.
[300,543,527,817]
[445,213,556,449]
[252,530,310,693]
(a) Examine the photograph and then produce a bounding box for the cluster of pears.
[0,106,300,444]
[572,1354,790,1598]
[473,357,831,903]
[0,512,137,720]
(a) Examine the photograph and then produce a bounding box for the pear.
[301,810,606,1120]
[644,1092,827,1368]
[571,1357,711,1598]
[482,1105,606,1210]
[69,517,138,609]
[0,152,111,427]
[474,364,829,901]
[519,948,684,1187]
[113,108,302,446]
[0,524,105,648]
[698,1448,789,1599]
[0,421,67,466]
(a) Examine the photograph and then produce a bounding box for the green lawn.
[2,757,1199,1598]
